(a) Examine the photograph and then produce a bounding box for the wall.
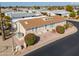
[16,20,66,40]
[46,24,54,31]
[52,21,66,29]
[16,21,26,40]
[26,26,46,35]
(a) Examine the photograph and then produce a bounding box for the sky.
[0,2,79,7]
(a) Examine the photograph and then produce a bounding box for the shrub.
[69,11,76,18]
[65,5,73,12]
[24,33,36,46]
[68,22,73,28]
[64,23,69,29]
[56,26,65,34]
[77,10,79,15]
[41,12,48,16]
[76,16,79,19]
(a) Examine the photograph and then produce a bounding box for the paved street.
[25,21,79,56]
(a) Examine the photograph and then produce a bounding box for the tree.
[47,6,55,10]
[0,13,6,40]
[41,12,48,16]
[12,7,17,11]
[65,5,73,12]
[77,10,79,15]
[24,33,36,46]
[56,26,65,34]
[4,16,11,21]
[57,6,64,10]
[33,6,40,9]
[48,7,52,10]
[0,13,11,40]
[69,11,76,17]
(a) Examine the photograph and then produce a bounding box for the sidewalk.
[16,26,78,56]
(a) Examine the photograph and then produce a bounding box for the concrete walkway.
[16,26,78,56]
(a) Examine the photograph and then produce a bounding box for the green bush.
[64,23,69,29]
[69,11,76,17]
[56,26,65,34]
[65,5,73,12]
[76,16,79,19]
[24,33,36,46]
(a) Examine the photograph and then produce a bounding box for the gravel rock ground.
[0,36,16,56]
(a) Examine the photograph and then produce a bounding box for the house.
[49,10,70,17]
[5,11,42,19]
[74,6,79,10]
[12,15,46,22]
[40,10,70,17]
[12,16,46,29]
[15,16,66,40]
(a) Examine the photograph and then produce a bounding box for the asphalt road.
[25,21,79,56]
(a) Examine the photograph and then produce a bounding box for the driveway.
[25,21,79,56]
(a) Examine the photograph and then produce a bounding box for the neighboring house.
[12,15,46,22]
[74,6,79,10]
[40,10,70,17]
[1,8,14,13]
[5,11,42,19]
[15,16,66,40]
[49,10,70,17]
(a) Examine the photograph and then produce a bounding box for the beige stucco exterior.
[15,20,66,40]
[16,21,26,40]
[52,21,66,29]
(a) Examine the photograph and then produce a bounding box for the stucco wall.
[16,20,66,40]
[52,21,66,29]
[26,26,46,35]
[16,21,26,40]
[25,20,66,35]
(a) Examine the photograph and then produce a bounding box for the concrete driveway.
[25,21,79,56]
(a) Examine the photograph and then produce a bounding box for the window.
[45,25,47,29]
[16,32,24,38]
[32,28,35,31]
[49,24,54,28]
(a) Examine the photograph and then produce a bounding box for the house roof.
[5,11,41,19]
[19,16,65,30]
[51,10,69,15]
[12,16,46,22]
